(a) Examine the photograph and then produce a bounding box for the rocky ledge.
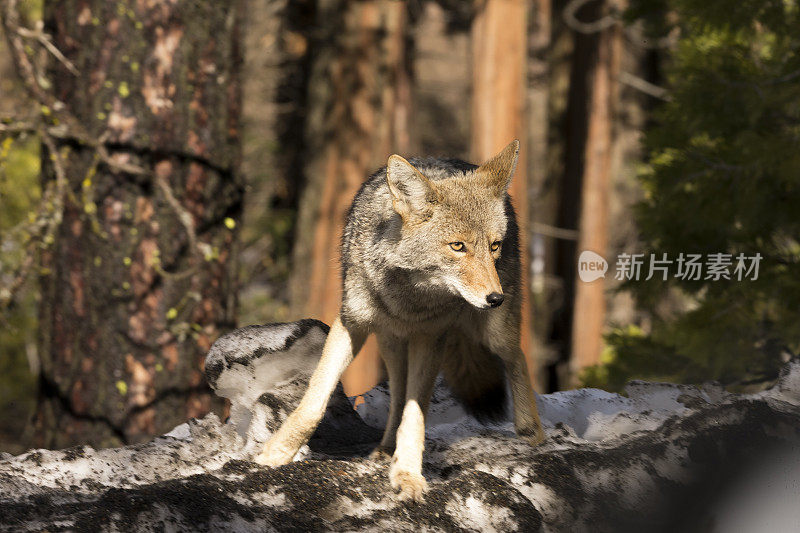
[1,320,798,532]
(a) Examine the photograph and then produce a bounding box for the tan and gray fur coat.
[256,141,544,501]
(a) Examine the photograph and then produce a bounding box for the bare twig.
[153,171,198,254]
[0,120,37,136]
[532,222,580,241]
[1,0,63,110]
[1,116,203,261]
[93,131,150,176]
[618,71,671,101]
[17,22,79,76]
[563,0,618,34]
[0,246,36,309]
[765,68,800,85]
[564,0,680,49]
[1,119,151,176]
[623,22,679,50]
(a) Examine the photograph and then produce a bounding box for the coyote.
[256,140,545,500]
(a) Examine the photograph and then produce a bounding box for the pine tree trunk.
[569,0,621,382]
[34,0,243,448]
[471,0,535,381]
[290,0,411,397]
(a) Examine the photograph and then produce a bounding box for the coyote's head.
[385,140,519,310]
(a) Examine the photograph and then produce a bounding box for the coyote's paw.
[368,446,393,462]
[390,469,428,502]
[254,439,296,467]
[530,425,547,446]
[517,424,546,446]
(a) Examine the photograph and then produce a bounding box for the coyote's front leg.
[369,333,407,461]
[389,336,443,501]
[255,315,365,466]
[503,349,546,445]
[483,311,546,444]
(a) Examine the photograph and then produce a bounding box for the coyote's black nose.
[486,293,504,308]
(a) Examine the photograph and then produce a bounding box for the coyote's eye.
[449,242,466,252]
[491,241,502,252]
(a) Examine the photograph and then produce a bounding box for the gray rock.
[203,319,380,459]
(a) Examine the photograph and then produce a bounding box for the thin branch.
[563,0,618,34]
[0,117,204,268]
[2,0,111,149]
[1,119,153,176]
[0,120,37,136]
[153,171,198,254]
[623,23,679,50]
[531,222,580,241]
[0,245,36,310]
[618,71,671,101]
[93,131,150,176]
[17,22,79,76]
[1,0,63,111]
[765,68,800,85]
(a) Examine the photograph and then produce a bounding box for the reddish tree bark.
[471,0,537,384]
[34,0,243,448]
[291,0,411,397]
[569,1,621,382]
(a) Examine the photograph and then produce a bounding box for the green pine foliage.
[584,0,800,390]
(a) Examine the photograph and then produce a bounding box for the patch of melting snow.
[446,494,517,533]
[164,422,191,440]
[358,375,697,446]
[1,319,798,532]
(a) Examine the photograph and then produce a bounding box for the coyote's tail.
[440,334,507,422]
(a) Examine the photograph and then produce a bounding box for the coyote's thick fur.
[256,141,545,501]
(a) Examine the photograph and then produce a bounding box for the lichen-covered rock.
[1,321,798,532]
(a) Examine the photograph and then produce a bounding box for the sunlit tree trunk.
[291,0,411,397]
[569,1,621,383]
[471,0,536,383]
[34,0,243,448]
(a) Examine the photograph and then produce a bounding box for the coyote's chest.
[355,271,467,335]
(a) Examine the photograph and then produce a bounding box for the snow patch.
[2,319,799,532]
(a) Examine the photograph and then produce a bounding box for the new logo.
[578,250,608,282]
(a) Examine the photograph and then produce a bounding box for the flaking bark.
[34,0,244,448]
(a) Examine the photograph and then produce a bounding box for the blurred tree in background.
[237,0,315,327]
[584,0,800,390]
[291,0,412,397]
[471,0,533,372]
[535,0,649,391]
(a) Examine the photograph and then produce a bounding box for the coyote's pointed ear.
[386,155,438,219]
[476,140,520,196]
